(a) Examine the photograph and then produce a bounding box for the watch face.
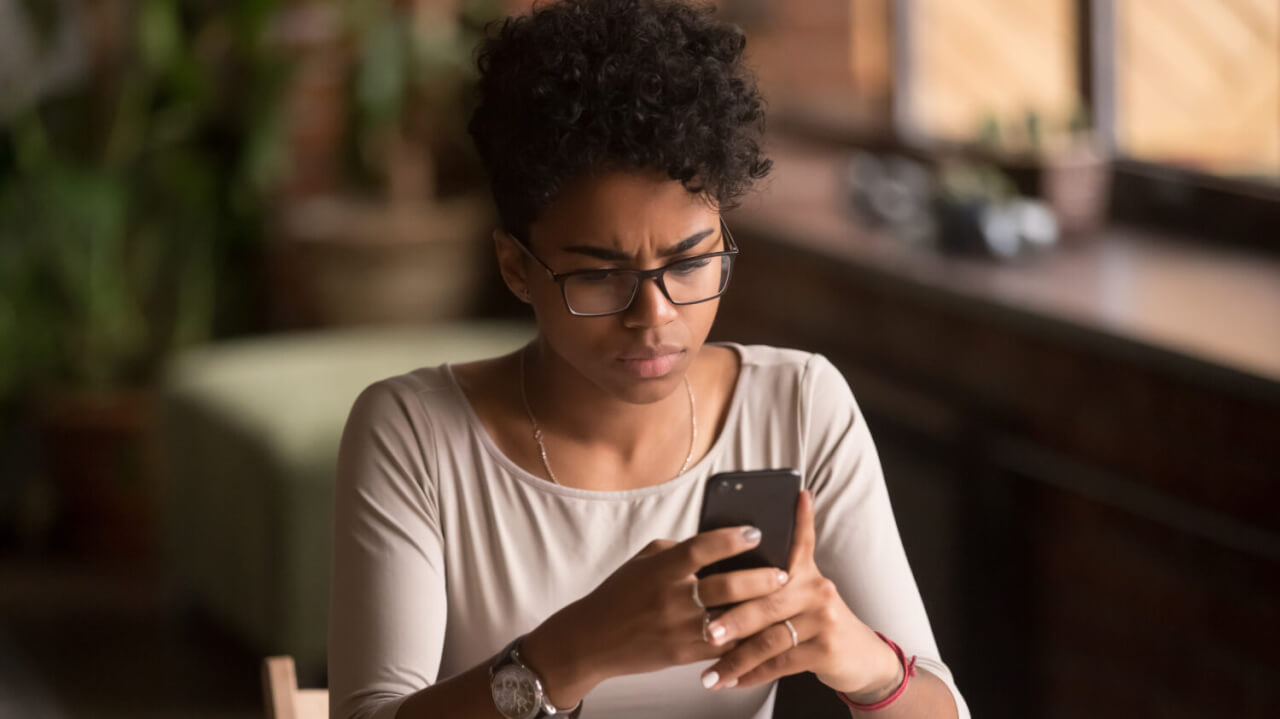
[492,664,543,719]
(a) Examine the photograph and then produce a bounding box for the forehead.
[531,169,718,248]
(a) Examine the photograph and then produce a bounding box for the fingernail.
[777,570,789,585]
[701,670,719,689]
[708,622,726,641]
[742,526,761,543]
[723,678,739,689]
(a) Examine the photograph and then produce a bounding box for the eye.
[576,269,620,283]
[669,257,711,276]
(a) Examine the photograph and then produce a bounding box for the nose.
[622,276,678,328]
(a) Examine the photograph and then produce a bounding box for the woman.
[328,1,967,718]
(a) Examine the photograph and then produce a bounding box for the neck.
[522,339,693,465]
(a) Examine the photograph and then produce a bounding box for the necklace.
[518,346,697,486]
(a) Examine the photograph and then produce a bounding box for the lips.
[617,344,683,360]
[617,345,684,379]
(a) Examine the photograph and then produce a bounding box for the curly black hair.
[467,0,772,241]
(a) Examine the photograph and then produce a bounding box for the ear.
[493,229,532,303]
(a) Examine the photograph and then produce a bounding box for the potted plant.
[932,157,1059,260]
[977,107,1111,238]
[0,0,287,560]
[270,0,505,328]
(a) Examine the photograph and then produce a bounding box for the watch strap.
[492,635,584,718]
[540,692,584,718]
[490,637,521,676]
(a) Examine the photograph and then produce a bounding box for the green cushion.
[159,322,535,673]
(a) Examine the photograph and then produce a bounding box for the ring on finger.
[691,580,705,610]
[783,619,798,649]
[701,612,712,643]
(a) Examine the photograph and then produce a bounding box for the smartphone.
[695,469,801,583]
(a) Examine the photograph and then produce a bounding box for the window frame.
[887,0,1280,251]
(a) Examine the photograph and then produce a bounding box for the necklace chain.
[519,347,697,486]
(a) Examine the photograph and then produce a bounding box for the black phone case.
[695,469,801,582]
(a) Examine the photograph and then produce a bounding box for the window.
[898,0,1280,186]
[903,0,1080,148]
[1114,0,1280,182]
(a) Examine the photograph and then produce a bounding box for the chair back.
[262,656,329,719]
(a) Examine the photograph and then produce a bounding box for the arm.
[328,379,443,719]
[393,620,600,719]
[688,356,968,717]
[328,380,761,718]
[329,380,602,719]
[393,521,779,719]
[843,670,959,718]
[802,355,967,718]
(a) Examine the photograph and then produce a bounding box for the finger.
[635,538,678,560]
[673,611,741,664]
[728,640,822,689]
[703,581,803,647]
[695,566,790,609]
[701,618,814,690]
[662,525,762,581]
[683,633,741,664]
[787,489,816,574]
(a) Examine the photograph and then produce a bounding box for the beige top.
[328,343,969,719]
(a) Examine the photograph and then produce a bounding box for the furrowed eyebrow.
[562,228,715,261]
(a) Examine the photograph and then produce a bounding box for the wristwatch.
[489,635,584,719]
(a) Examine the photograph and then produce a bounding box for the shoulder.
[448,354,519,406]
[729,347,879,500]
[729,343,848,399]
[344,364,458,436]
[731,342,815,371]
[730,344,861,445]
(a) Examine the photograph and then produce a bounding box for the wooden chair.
[262,656,329,719]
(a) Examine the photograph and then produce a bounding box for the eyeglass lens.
[563,254,732,315]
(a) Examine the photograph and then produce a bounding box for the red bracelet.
[835,632,918,712]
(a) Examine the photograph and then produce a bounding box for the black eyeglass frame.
[512,218,740,317]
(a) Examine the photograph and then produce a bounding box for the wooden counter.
[715,139,1280,718]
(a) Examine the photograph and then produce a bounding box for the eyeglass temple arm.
[509,232,560,278]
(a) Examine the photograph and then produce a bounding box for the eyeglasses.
[514,219,740,317]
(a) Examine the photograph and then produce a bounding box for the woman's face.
[502,169,725,405]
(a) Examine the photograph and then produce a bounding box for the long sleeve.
[329,379,447,719]
[799,355,970,718]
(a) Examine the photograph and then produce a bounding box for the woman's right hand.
[522,525,792,706]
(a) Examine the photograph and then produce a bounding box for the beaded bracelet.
[835,632,918,712]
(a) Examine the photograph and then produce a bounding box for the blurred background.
[0,1,1277,717]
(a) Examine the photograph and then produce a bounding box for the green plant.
[977,103,1093,157]
[344,0,504,198]
[0,0,291,401]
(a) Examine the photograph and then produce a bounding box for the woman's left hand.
[697,490,902,698]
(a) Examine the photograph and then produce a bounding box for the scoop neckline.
[442,342,748,501]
